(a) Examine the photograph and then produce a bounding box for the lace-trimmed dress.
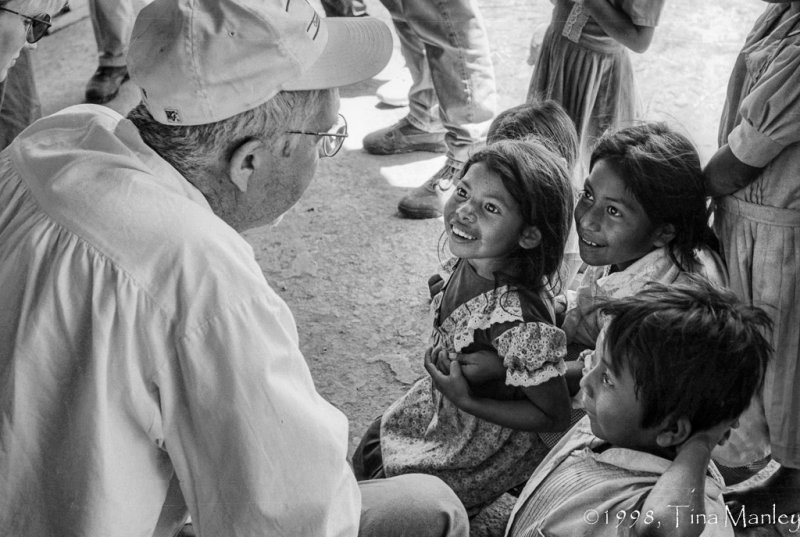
[380,258,567,511]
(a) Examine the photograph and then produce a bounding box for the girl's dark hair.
[589,122,717,271]
[457,139,574,293]
[487,100,579,173]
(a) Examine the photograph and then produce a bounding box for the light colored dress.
[527,0,665,180]
[713,3,800,468]
[380,258,567,511]
[562,246,728,348]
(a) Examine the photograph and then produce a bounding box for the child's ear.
[518,225,542,250]
[655,415,691,448]
[651,223,676,248]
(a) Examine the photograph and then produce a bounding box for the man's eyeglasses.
[0,8,51,44]
[286,114,348,158]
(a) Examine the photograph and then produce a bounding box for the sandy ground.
[31,0,772,534]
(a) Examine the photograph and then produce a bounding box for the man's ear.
[652,223,676,248]
[518,225,542,250]
[227,139,264,193]
[655,415,691,448]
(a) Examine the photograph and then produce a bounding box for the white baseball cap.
[128,0,393,125]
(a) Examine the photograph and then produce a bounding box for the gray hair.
[2,1,66,11]
[127,90,329,181]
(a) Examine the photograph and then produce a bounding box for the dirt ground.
[33,0,768,534]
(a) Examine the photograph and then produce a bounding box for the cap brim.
[283,16,393,91]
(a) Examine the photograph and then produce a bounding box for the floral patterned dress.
[380,258,567,511]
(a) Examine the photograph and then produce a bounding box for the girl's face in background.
[574,159,669,272]
[444,162,539,279]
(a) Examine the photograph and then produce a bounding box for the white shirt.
[0,105,360,537]
[561,246,728,347]
[506,417,732,537]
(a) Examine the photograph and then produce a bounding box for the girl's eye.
[455,187,468,198]
[484,203,499,214]
[580,190,593,202]
[606,206,620,217]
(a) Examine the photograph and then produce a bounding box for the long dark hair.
[487,100,579,173]
[451,139,574,294]
[590,122,718,271]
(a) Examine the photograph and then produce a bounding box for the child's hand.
[425,346,453,375]
[553,294,568,316]
[457,350,506,385]
[678,417,739,455]
[424,350,471,408]
[527,30,541,66]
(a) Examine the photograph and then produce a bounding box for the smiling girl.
[561,122,727,348]
[353,139,575,513]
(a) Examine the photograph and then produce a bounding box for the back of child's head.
[600,276,772,434]
[589,122,715,270]
[461,139,574,292]
[487,101,579,173]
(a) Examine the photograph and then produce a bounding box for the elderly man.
[0,0,469,536]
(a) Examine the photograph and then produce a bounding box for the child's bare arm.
[429,347,512,392]
[582,0,655,53]
[457,349,507,385]
[633,420,735,537]
[703,144,762,197]
[425,352,571,431]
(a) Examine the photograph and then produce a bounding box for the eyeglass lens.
[321,117,347,157]
[26,14,51,43]
[1,7,51,44]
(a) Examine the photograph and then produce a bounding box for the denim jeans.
[89,0,151,67]
[0,48,41,150]
[378,0,497,166]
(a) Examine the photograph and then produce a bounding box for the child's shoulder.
[512,285,558,325]
[437,257,461,279]
[686,246,728,289]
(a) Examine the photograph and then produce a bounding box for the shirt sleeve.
[158,292,360,537]
[729,41,800,168]
[496,322,567,387]
[621,0,665,27]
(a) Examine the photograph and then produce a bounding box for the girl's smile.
[574,159,671,271]
[444,162,537,279]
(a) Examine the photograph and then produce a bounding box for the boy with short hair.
[506,277,772,537]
